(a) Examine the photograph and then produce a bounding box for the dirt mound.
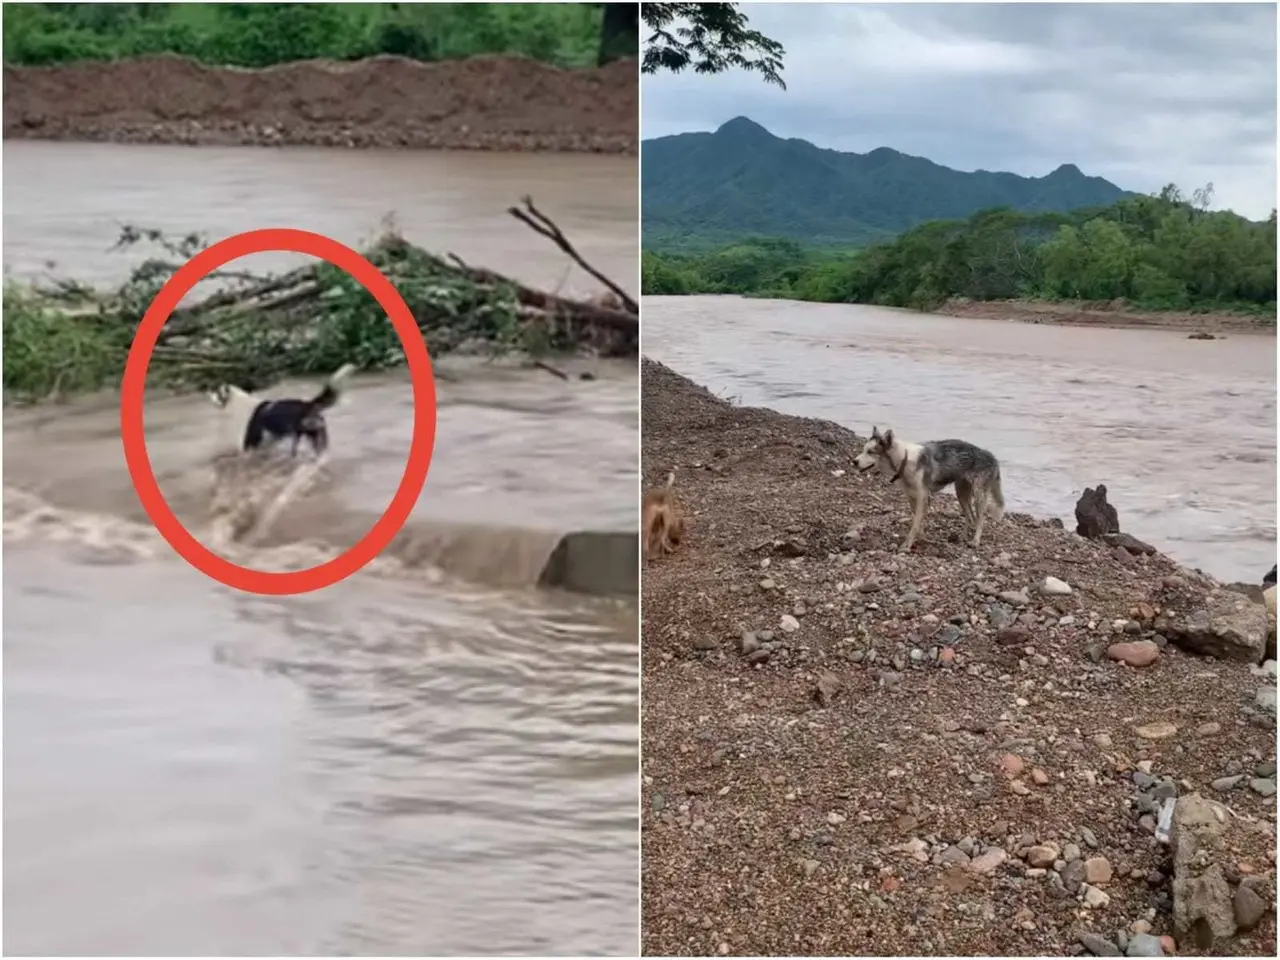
[3,54,637,154]
[640,358,1276,957]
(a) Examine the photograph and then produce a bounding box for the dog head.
[853,426,895,473]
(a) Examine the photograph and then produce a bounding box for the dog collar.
[888,450,906,483]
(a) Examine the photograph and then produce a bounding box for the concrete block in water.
[538,531,638,597]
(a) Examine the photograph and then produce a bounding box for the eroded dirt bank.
[640,359,1276,957]
[2,54,637,154]
[937,298,1276,336]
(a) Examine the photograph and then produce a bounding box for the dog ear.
[882,429,894,446]
[871,426,880,439]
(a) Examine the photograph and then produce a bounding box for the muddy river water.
[3,143,638,956]
[646,295,1276,585]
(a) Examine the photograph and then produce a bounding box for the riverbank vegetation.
[3,204,638,403]
[642,186,1277,317]
[2,2,621,69]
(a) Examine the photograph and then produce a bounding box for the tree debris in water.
[3,197,637,402]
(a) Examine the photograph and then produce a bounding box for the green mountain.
[642,116,1135,250]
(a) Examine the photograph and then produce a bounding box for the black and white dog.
[209,363,356,458]
[853,426,1006,552]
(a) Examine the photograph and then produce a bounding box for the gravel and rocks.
[640,360,1276,957]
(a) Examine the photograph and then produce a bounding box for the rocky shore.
[2,54,637,154]
[640,358,1276,957]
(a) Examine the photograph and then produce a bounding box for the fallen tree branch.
[508,195,638,315]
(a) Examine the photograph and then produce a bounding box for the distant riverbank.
[3,54,638,154]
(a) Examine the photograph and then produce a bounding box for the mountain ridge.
[642,116,1136,249]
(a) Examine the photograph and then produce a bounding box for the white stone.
[780,614,800,633]
[1041,576,1072,596]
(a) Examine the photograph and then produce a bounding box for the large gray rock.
[1171,794,1237,950]
[1159,591,1268,663]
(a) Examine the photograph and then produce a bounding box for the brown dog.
[643,472,684,561]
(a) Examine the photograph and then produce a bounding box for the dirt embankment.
[2,54,637,154]
[641,358,1276,958]
[937,299,1276,336]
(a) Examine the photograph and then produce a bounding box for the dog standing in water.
[852,426,1006,552]
[643,472,685,561]
[209,363,356,458]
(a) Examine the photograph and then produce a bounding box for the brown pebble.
[1106,640,1159,667]
[1031,768,1050,786]
[1084,856,1113,884]
[1159,935,1177,954]
[1000,753,1025,777]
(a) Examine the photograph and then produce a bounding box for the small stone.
[1062,859,1087,892]
[1084,856,1113,884]
[1027,845,1057,868]
[800,858,820,878]
[1125,932,1164,957]
[997,626,1031,645]
[1031,768,1050,786]
[1079,931,1123,956]
[1211,775,1244,792]
[1247,777,1276,797]
[740,632,760,655]
[1063,842,1082,862]
[1233,883,1266,931]
[815,671,842,706]
[999,589,1030,606]
[938,845,970,866]
[826,811,846,826]
[1158,937,1176,955]
[969,848,1008,874]
[1000,753,1025,777]
[1195,721,1221,736]
[1082,883,1111,908]
[1107,640,1160,667]
[1134,721,1177,740]
[779,614,800,633]
[1041,576,1072,596]
[759,578,776,591]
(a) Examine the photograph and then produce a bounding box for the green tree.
[641,3,785,88]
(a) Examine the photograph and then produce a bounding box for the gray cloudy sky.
[642,2,1277,218]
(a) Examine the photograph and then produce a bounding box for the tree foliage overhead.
[643,186,1277,319]
[2,3,612,69]
[641,3,785,88]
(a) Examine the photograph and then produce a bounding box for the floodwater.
[646,295,1276,584]
[3,142,638,956]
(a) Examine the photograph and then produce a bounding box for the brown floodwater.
[645,295,1276,584]
[3,142,638,956]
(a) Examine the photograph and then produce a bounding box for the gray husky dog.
[852,427,1006,552]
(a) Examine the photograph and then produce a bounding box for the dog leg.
[901,488,929,552]
[955,478,975,534]
[970,487,989,548]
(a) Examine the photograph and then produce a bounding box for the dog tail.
[308,363,357,411]
[664,471,676,490]
[989,467,1006,522]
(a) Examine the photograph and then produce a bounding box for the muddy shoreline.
[2,54,638,154]
[641,358,1275,957]
[935,298,1276,336]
